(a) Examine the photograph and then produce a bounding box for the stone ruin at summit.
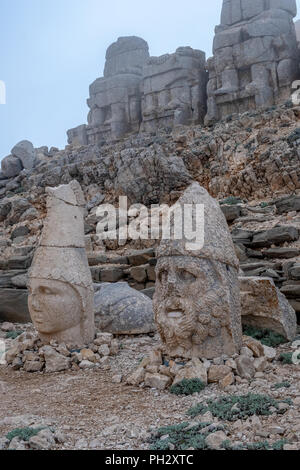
[67,0,300,144]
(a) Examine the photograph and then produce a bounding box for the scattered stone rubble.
[3,326,119,374]
[125,335,277,391]
[0,321,299,450]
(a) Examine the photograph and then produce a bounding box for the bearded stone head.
[153,256,241,359]
[153,182,242,360]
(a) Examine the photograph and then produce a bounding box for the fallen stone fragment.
[208,365,232,384]
[235,355,255,380]
[29,429,56,450]
[126,367,146,386]
[41,346,71,373]
[144,373,172,390]
[173,358,208,385]
[23,361,44,373]
[240,277,297,341]
[242,336,264,358]
[79,360,95,370]
[205,431,228,450]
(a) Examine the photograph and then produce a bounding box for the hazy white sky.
[1,0,300,161]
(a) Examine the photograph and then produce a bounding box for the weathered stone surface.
[221,204,242,222]
[236,355,255,379]
[11,140,36,170]
[144,373,172,390]
[0,199,12,222]
[1,155,22,178]
[264,248,300,259]
[141,47,207,132]
[126,367,146,386]
[68,37,149,145]
[240,277,297,341]
[173,358,208,385]
[28,429,56,450]
[205,431,227,450]
[28,180,95,347]
[41,345,71,373]
[113,147,192,205]
[23,360,44,373]
[206,0,298,123]
[67,37,208,143]
[263,345,277,360]
[154,182,242,360]
[0,289,30,323]
[130,265,147,283]
[242,335,264,358]
[99,267,125,283]
[251,226,299,248]
[11,225,30,240]
[208,365,232,383]
[287,264,300,280]
[275,195,300,214]
[0,270,27,288]
[220,372,235,388]
[94,282,155,334]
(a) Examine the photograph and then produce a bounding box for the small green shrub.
[272,381,291,390]
[222,439,287,451]
[220,196,243,206]
[6,427,45,443]
[287,128,300,145]
[279,352,299,365]
[246,439,287,451]
[149,422,213,450]
[243,326,286,347]
[170,378,206,396]
[187,394,280,422]
[5,331,22,340]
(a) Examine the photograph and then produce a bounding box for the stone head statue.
[28,180,95,347]
[153,182,242,359]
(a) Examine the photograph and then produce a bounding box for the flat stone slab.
[0,288,31,323]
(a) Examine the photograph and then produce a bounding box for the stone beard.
[153,256,242,359]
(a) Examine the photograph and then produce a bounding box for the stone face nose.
[30,293,41,312]
[167,271,177,285]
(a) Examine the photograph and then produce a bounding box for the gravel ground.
[0,325,299,450]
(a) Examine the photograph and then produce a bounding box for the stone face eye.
[40,286,54,295]
[179,270,196,282]
[158,270,168,283]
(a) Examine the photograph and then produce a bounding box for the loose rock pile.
[125,335,277,391]
[3,327,119,373]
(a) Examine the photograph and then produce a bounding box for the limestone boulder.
[94,282,155,334]
[240,277,297,341]
[11,140,36,170]
[172,358,208,385]
[1,155,23,178]
[41,346,71,373]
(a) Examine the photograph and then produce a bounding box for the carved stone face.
[153,256,241,359]
[28,278,82,335]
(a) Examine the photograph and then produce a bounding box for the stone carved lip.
[167,310,183,319]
